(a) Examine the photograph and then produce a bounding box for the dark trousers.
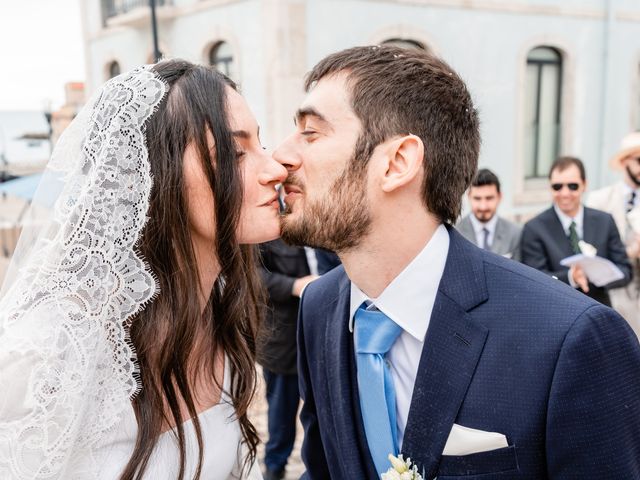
[263,369,300,473]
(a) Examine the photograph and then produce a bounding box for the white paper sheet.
[560,254,625,287]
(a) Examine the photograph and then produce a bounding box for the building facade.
[80,0,640,219]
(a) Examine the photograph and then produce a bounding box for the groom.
[274,46,640,479]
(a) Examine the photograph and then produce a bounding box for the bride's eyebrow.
[232,130,250,139]
[232,126,260,140]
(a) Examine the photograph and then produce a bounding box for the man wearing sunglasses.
[521,156,632,306]
[587,133,640,337]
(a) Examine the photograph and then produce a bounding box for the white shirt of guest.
[554,204,584,239]
[349,224,449,449]
[469,213,498,248]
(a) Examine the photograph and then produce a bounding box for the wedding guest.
[456,168,521,260]
[257,240,317,480]
[587,132,640,335]
[521,156,631,306]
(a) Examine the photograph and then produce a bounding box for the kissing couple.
[1,46,639,480]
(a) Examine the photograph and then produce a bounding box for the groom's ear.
[380,134,424,193]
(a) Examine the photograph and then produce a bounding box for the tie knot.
[569,220,579,237]
[354,305,402,354]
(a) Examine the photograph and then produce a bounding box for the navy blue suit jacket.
[297,226,640,479]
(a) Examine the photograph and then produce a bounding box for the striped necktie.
[568,221,581,254]
[628,190,637,214]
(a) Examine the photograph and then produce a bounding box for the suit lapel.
[491,218,505,254]
[324,272,379,478]
[401,228,489,479]
[581,207,596,246]
[458,216,477,246]
[546,208,574,257]
[611,183,629,237]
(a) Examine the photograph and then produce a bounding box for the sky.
[0,0,85,112]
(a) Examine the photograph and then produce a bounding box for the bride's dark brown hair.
[120,59,262,479]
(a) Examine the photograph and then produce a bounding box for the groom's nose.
[273,135,301,172]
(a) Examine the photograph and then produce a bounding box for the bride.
[0,59,286,479]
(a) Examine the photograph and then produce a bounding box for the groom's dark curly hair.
[304,45,480,224]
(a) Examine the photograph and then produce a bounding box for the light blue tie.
[354,304,403,475]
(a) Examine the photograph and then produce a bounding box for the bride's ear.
[380,135,424,193]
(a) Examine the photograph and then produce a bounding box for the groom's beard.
[281,163,371,253]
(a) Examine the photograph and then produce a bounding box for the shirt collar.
[469,213,498,236]
[554,204,584,234]
[621,181,640,197]
[348,224,450,342]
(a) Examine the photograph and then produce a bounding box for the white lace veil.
[0,66,167,479]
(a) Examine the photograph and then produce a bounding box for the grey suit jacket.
[456,214,522,261]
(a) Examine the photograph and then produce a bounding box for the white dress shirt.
[469,214,498,249]
[303,247,319,276]
[349,224,449,449]
[554,204,584,239]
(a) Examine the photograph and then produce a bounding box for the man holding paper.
[521,156,632,306]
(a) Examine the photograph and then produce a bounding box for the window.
[108,61,121,79]
[524,46,563,179]
[381,38,425,50]
[208,42,235,79]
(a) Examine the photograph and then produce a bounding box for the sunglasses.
[551,183,580,191]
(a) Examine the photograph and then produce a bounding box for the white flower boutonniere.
[578,240,597,257]
[381,454,424,480]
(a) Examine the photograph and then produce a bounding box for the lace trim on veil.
[0,66,167,479]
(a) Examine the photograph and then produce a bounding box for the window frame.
[524,46,563,180]
[208,41,234,79]
[107,60,121,80]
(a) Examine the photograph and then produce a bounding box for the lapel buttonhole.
[454,332,471,346]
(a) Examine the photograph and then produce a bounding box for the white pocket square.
[442,423,509,456]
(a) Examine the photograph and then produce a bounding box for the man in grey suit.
[457,168,522,260]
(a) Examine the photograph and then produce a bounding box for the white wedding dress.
[95,359,262,479]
